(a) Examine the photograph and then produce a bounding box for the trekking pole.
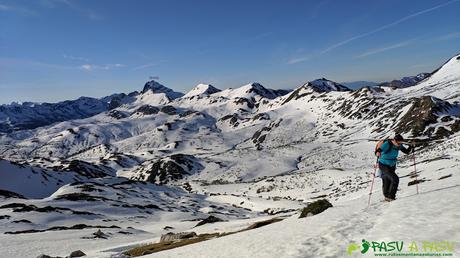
[412,143,419,194]
[367,158,378,207]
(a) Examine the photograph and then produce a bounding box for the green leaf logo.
[347,243,360,256]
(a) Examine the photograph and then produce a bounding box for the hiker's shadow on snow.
[401,184,459,199]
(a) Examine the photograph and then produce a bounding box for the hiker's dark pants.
[379,163,399,199]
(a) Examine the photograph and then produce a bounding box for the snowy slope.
[401,54,460,102]
[0,159,73,199]
[0,176,261,258]
[131,137,460,258]
[0,159,115,198]
[146,176,460,258]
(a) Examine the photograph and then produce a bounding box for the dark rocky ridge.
[131,154,204,184]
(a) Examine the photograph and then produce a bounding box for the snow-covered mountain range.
[0,97,111,134]
[0,53,459,258]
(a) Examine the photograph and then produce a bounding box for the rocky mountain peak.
[141,80,184,99]
[304,78,351,92]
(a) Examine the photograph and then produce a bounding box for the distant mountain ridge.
[0,97,110,133]
[379,72,431,88]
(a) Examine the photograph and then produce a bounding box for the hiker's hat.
[394,134,404,142]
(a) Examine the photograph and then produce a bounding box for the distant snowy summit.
[183,84,221,98]
[280,78,351,104]
[242,82,290,99]
[216,82,290,100]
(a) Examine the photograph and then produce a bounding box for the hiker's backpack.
[374,139,389,158]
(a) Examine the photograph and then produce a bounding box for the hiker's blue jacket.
[378,140,412,167]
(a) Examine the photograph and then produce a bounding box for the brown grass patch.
[124,217,283,257]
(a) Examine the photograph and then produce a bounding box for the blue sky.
[1,0,459,104]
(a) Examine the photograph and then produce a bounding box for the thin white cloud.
[287,56,310,65]
[437,31,460,41]
[0,57,75,69]
[289,0,460,65]
[319,0,459,56]
[0,3,37,15]
[80,64,92,71]
[2,0,101,19]
[356,40,412,58]
[43,0,102,20]
[63,54,89,62]
[1,57,125,72]
[132,62,159,71]
[0,4,10,10]
[80,63,125,71]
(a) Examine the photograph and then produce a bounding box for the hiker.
[375,134,413,202]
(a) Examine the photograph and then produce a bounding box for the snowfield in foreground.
[147,176,460,258]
